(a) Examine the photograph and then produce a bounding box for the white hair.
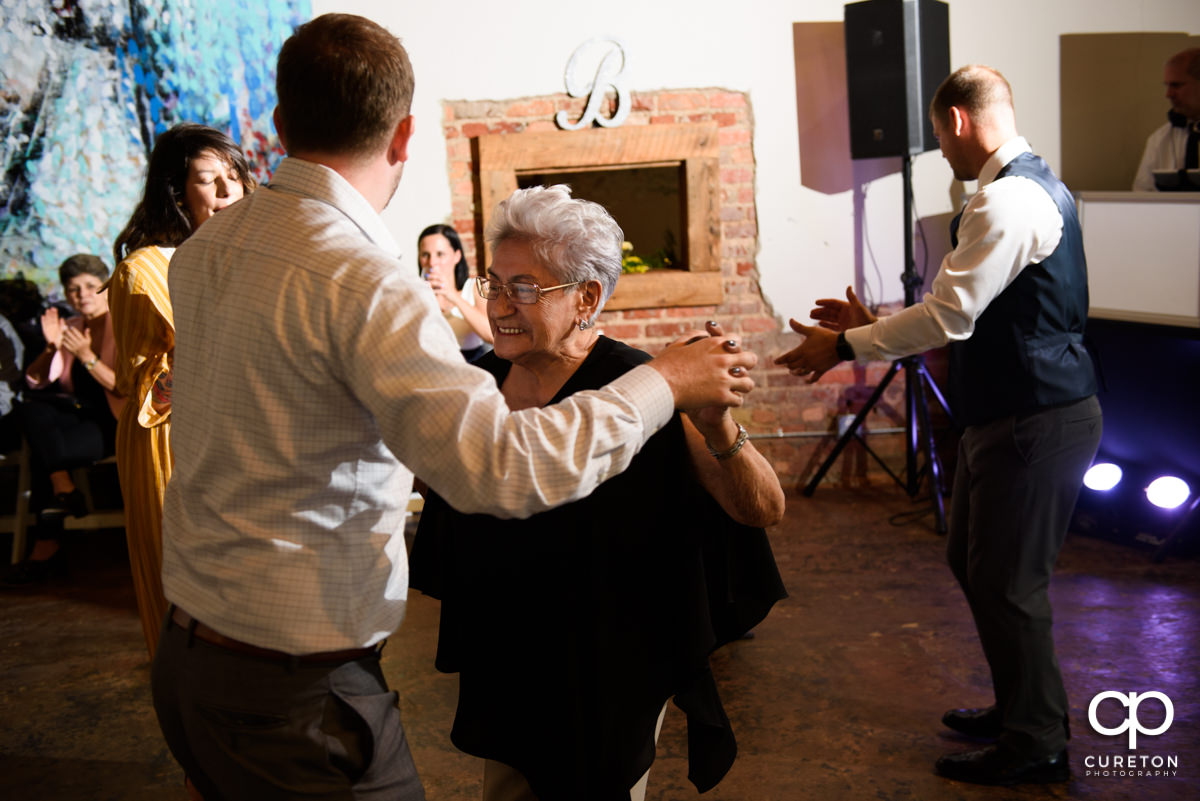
[486,184,623,321]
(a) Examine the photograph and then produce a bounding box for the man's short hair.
[275,13,414,158]
[930,64,1013,123]
[1169,48,1200,80]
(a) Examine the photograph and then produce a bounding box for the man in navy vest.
[777,65,1102,786]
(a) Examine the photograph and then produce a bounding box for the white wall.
[312,0,1200,327]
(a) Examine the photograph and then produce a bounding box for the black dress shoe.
[942,706,1002,739]
[935,744,1069,786]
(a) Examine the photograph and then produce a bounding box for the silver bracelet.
[707,422,748,461]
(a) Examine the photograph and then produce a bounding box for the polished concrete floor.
[1,485,1197,800]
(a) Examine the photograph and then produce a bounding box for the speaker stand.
[802,153,954,534]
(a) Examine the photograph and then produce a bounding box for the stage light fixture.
[1083,462,1123,491]
[1145,476,1191,510]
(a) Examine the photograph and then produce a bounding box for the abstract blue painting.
[1,0,310,291]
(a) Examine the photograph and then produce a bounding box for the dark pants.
[151,610,425,801]
[947,395,1102,757]
[16,394,115,473]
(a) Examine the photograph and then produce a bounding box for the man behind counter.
[1132,47,1200,191]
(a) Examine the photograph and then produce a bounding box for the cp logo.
[1088,691,1174,749]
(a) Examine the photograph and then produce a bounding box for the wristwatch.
[835,332,855,362]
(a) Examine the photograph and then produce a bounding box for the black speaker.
[844,0,950,159]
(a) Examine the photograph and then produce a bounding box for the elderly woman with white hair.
[410,185,786,801]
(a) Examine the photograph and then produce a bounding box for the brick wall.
[443,89,946,491]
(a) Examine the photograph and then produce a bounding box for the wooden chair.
[0,441,125,564]
[0,439,34,564]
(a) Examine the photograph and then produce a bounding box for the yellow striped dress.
[109,245,175,658]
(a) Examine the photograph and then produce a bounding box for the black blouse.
[410,336,786,801]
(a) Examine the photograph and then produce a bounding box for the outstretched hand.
[774,320,839,384]
[649,321,757,411]
[810,286,875,332]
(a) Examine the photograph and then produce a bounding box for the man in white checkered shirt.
[150,13,759,801]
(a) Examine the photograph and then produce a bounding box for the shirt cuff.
[605,363,675,441]
[844,325,876,362]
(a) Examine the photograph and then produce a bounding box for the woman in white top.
[418,224,493,362]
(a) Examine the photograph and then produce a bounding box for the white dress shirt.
[161,158,674,654]
[845,137,1064,362]
[1132,121,1192,191]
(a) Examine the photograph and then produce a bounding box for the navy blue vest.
[948,152,1096,426]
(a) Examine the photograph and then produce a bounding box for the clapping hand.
[59,324,94,362]
[39,307,64,350]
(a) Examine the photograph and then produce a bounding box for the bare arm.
[61,325,117,393]
[680,319,783,525]
[437,283,494,344]
[683,411,785,527]
[25,345,55,388]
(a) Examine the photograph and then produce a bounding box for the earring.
[578,319,591,331]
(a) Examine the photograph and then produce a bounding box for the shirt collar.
[978,136,1032,187]
[266,158,401,255]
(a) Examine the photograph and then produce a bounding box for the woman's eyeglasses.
[476,276,582,305]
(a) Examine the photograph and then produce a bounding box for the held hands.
[685,322,741,438]
[650,321,756,411]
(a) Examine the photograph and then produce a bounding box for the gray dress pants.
[947,395,1102,757]
[151,611,425,801]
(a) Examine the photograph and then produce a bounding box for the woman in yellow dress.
[109,124,256,657]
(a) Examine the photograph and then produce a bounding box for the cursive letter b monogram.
[555,39,630,130]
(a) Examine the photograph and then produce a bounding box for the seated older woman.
[5,254,126,584]
[410,185,787,801]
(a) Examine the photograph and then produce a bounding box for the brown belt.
[171,607,380,664]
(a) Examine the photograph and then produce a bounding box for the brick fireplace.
[440,88,925,490]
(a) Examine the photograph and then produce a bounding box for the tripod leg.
[904,357,920,497]
[911,365,948,534]
[917,361,953,502]
[918,359,956,426]
[802,361,901,497]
